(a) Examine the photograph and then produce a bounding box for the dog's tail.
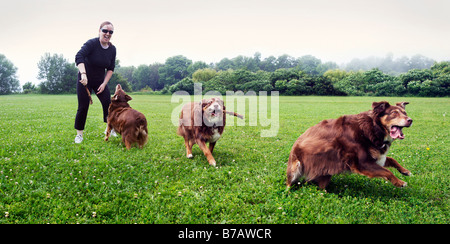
[135,125,148,148]
[135,124,147,137]
[135,117,148,148]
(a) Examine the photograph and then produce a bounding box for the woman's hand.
[80,73,88,86]
[97,70,113,94]
[77,63,88,86]
[97,82,107,94]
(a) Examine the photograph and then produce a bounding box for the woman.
[74,21,117,143]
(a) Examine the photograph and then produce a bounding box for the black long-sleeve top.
[75,37,116,83]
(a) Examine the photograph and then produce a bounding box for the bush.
[236,80,273,93]
[400,69,434,87]
[312,77,336,95]
[368,80,406,96]
[285,79,311,95]
[333,72,365,96]
[432,75,450,96]
[22,82,37,94]
[192,68,217,82]
[418,80,441,97]
[274,80,287,94]
[168,77,194,94]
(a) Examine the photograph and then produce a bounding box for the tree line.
[0,52,449,97]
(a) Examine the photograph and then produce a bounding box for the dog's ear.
[396,102,409,109]
[125,95,132,101]
[201,98,211,110]
[193,101,204,126]
[372,101,390,115]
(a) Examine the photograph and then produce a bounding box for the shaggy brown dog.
[286,101,413,189]
[177,97,242,166]
[105,84,148,149]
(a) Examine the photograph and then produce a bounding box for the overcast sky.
[1,0,449,85]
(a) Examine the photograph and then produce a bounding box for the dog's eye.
[390,111,398,115]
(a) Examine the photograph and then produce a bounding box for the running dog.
[286,101,413,189]
[177,97,243,166]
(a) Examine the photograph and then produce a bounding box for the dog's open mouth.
[390,126,405,140]
[210,110,221,117]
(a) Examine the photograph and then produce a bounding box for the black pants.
[74,80,111,131]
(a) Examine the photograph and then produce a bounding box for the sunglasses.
[101,29,114,35]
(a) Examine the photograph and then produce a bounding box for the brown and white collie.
[177,97,243,166]
[286,101,413,189]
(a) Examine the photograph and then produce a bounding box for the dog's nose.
[407,118,413,124]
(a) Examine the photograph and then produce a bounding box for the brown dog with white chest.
[286,101,413,189]
[177,97,243,166]
[105,84,148,149]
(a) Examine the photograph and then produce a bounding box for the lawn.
[0,94,448,223]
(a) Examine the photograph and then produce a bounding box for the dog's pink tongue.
[390,126,404,139]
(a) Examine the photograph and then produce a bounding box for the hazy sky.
[1,0,449,85]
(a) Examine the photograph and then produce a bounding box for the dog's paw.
[209,160,216,167]
[401,170,412,176]
[187,154,193,159]
[393,179,407,188]
[397,181,407,188]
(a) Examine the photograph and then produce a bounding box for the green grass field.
[0,94,448,223]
